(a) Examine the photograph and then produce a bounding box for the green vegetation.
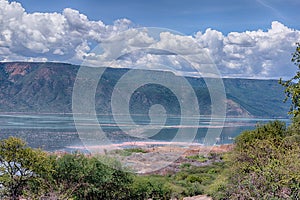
[0,137,52,200]
[130,176,173,200]
[49,153,135,200]
[0,137,134,199]
[222,121,300,199]
[280,42,300,117]
[0,136,231,199]
[0,138,177,199]
[1,120,300,198]
[173,162,228,197]
[109,148,148,156]
[129,159,228,199]
[186,154,208,162]
[213,43,300,200]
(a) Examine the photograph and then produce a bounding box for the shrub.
[224,121,300,199]
[129,176,172,200]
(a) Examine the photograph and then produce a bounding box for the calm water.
[0,113,290,151]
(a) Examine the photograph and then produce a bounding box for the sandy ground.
[146,144,234,155]
[105,143,234,174]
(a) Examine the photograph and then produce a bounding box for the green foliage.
[0,137,52,200]
[136,159,229,199]
[206,170,229,200]
[288,115,300,135]
[129,176,172,200]
[0,137,136,200]
[234,120,287,150]
[50,152,134,200]
[110,148,147,156]
[125,148,147,153]
[180,162,191,169]
[215,44,300,198]
[186,154,208,162]
[279,42,300,117]
[224,121,300,199]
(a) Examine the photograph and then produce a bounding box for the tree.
[50,152,134,200]
[279,42,300,117]
[225,121,300,199]
[0,137,52,200]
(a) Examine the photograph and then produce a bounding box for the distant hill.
[0,62,290,118]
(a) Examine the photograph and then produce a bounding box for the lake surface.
[0,113,290,151]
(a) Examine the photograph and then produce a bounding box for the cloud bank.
[0,0,131,62]
[0,0,300,79]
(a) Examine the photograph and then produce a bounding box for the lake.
[0,113,290,152]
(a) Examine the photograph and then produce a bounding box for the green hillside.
[0,62,290,118]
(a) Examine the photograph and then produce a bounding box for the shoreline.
[65,141,234,153]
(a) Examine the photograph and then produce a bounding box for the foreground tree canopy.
[0,137,174,200]
[0,137,52,200]
[280,42,300,117]
[225,121,300,199]
[0,137,137,200]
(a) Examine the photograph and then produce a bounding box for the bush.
[224,121,300,199]
[51,152,134,200]
[129,176,172,200]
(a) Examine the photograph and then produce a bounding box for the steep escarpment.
[0,62,289,117]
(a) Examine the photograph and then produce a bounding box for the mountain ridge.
[0,62,290,118]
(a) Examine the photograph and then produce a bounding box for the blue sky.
[12,0,300,34]
[1,0,300,79]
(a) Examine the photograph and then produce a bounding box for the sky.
[1,0,300,79]
[9,0,300,34]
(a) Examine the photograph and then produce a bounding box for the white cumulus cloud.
[0,0,132,63]
[0,0,300,79]
[195,21,300,78]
